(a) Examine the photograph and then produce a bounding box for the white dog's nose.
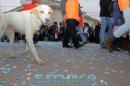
[45,18,50,22]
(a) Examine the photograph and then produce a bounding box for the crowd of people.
[0,22,101,44]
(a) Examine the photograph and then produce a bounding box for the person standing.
[62,0,82,48]
[99,0,113,48]
[105,0,130,52]
[94,23,101,44]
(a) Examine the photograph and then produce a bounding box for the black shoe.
[63,45,73,48]
[74,44,83,49]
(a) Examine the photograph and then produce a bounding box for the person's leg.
[99,17,107,48]
[68,20,80,48]
[114,8,130,38]
[83,33,88,43]
[107,17,113,37]
[76,25,87,43]
[63,20,72,48]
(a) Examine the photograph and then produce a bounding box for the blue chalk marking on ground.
[88,75,96,81]
[0,67,11,74]
[30,82,36,86]
[91,82,97,86]
[0,80,6,85]
[34,74,44,80]
[22,80,26,86]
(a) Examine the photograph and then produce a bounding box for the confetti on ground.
[0,42,130,86]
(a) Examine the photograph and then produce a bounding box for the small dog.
[0,4,53,64]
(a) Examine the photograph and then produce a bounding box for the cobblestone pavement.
[0,41,130,86]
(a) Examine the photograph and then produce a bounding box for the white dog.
[0,4,53,64]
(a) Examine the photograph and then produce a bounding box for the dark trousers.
[63,19,79,47]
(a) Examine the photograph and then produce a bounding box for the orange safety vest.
[65,0,79,21]
[23,3,37,10]
[118,0,130,11]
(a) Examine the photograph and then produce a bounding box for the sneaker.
[105,36,115,52]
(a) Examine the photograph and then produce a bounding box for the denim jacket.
[111,1,123,19]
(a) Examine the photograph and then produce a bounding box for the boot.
[105,36,115,52]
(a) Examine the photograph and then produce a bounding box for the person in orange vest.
[62,0,82,48]
[105,0,130,52]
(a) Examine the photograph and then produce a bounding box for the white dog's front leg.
[7,30,16,58]
[26,35,45,64]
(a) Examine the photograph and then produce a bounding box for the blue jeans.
[100,17,112,47]
[83,33,88,43]
[76,25,87,43]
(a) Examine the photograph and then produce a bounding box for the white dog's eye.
[40,11,44,14]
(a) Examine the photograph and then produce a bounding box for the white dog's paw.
[36,59,45,64]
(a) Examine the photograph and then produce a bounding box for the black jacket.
[100,0,112,17]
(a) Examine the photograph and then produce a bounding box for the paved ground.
[0,41,130,86]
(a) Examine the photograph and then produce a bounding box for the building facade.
[41,0,100,25]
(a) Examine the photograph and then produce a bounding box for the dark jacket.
[100,0,112,17]
[111,1,122,19]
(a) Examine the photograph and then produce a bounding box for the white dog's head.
[31,4,53,24]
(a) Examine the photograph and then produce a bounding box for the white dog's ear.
[31,9,41,17]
